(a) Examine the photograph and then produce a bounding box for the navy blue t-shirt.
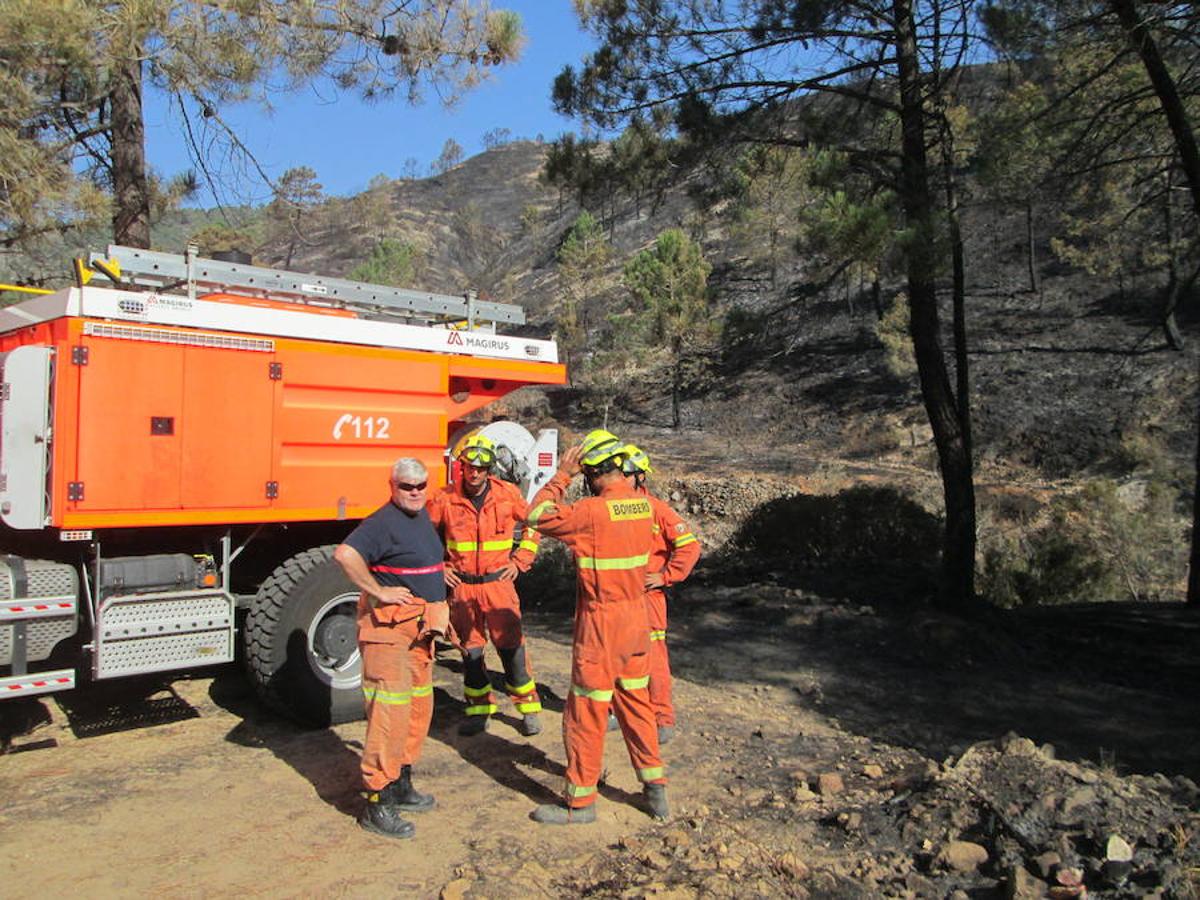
[344,502,447,603]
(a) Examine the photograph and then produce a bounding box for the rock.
[937,840,989,873]
[1004,864,1048,899]
[792,786,816,803]
[440,879,472,900]
[863,764,884,779]
[776,852,810,880]
[1104,834,1132,862]
[1100,860,1131,886]
[1032,851,1062,879]
[905,872,937,895]
[1054,867,1084,887]
[950,891,970,900]
[663,828,692,850]
[816,773,844,796]
[640,850,671,870]
[1060,787,1096,816]
[1000,732,1038,756]
[788,768,809,784]
[836,811,862,831]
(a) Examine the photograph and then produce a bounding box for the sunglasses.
[393,481,428,492]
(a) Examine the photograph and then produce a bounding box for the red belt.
[370,563,445,575]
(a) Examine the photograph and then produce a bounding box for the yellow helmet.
[621,443,652,475]
[580,428,624,468]
[457,433,497,468]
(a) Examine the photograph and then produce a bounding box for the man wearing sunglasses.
[427,433,543,737]
[334,457,448,840]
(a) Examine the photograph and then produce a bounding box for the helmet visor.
[460,445,495,467]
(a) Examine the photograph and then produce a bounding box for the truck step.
[95,589,235,680]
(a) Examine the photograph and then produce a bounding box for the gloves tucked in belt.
[420,601,450,639]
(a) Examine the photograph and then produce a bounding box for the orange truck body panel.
[0,302,565,530]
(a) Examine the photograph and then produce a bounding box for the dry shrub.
[725,484,941,572]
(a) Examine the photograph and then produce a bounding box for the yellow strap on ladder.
[0,283,53,296]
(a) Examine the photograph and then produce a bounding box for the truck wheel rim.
[306,592,361,689]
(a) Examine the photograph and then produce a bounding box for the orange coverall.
[528,472,665,809]
[428,476,542,719]
[643,492,701,727]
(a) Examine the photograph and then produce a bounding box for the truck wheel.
[244,546,363,726]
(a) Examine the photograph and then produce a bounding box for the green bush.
[979,478,1186,606]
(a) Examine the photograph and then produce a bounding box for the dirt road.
[3,578,1199,898]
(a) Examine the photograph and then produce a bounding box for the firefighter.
[427,433,543,737]
[333,457,448,840]
[621,444,701,745]
[526,430,669,825]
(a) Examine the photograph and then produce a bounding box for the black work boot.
[644,783,670,821]
[359,792,415,839]
[383,765,435,812]
[531,802,598,825]
[520,713,542,736]
[458,715,489,736]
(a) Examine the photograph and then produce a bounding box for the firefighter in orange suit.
[621,444,701,746]
[334,457,448,840]
[427,434,543,737]
[526,430,669,825]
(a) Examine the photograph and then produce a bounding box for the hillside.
[241,136,1198,605]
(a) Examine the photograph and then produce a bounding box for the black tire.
[244,545,363,726]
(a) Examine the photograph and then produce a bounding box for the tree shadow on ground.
[219,668,363,818]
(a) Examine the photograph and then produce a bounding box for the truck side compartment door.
[0,346,54,529]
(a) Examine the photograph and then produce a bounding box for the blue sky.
[144,1,598,207]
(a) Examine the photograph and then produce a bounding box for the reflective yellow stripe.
[672,533,697,547]
[412,684,433,698]
[650,630,667,641]
[464,683,493,698]
[638,766,665,782]
[519,538,539,554]
[362,686,411,706]
[516,700,542,714]
[464,704,497,716]
[618,675,650,691]
[506,678,537,697]
[576,553,650,571]
[566,783,597,799]
[571,683,613,702]
[447,538,512,552]
[528,501,555,525]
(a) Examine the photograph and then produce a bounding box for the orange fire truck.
[0,245,565,725]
